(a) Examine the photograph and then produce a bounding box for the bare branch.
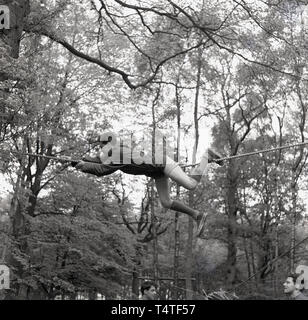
[34,210,65,217]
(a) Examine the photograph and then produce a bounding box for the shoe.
[208,148,224,166]
[196,212,208,237]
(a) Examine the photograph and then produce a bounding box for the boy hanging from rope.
[71,131,223,237]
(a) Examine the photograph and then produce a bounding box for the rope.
[3,141,308,167]
[8,150,81,163]
[234,234,308,291]
[183,141,308,167]
[160,234,308,299]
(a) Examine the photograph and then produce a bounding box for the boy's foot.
[196,212,208,237]
[208,148,224,166]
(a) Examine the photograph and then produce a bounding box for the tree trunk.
[151,180,159,282]
[132,243,142,298]
[185,195,194,299]
[274,225,279,297]
[290,174,297,273]
[150,88,160,284]
[173,83,181,299]
[132,269,139,298]
[184,46,202,299]
[249,239,258,289]
[173,210,180,299]
[226,159,238,285]
[243,235,251,279]
[289,73,308,270]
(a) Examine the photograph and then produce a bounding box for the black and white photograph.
[1,0,308,305]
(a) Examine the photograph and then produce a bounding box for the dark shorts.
[119,163,165,179]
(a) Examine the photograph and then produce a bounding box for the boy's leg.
[155,176,198,220]
[163,148,223,189]
[163,157,198,190]
[189,151,208,183]
[155,176,207,236]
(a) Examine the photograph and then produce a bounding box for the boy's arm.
[73,156,117,177]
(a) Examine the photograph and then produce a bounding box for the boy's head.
[141,281,157,300]
[283,273,304,294]
[88,131,116,147]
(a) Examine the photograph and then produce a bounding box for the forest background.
[1,0,308,300]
